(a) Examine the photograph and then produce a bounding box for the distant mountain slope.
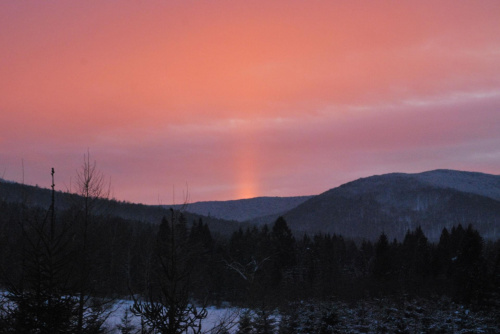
[277,170,500,241]
[415,169,500,201]
[169,196,313,222]
[4,169,499,241]
[0,179,241,237]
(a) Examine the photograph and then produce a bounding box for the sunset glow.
[1,1,499,203]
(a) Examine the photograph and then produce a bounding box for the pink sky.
[1,1,499,204]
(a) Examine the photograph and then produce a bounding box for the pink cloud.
[1,1,499,203]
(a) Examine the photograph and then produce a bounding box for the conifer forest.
[0,169,499,333]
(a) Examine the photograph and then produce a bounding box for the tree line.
[1,202,499,329]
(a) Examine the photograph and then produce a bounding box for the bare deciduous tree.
[73,151,112,333]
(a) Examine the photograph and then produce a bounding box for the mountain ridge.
[0,178,241,237]
[2,169,499,241]
[168,195,313,222]
[337,169,500,201]
[276,169,500,241]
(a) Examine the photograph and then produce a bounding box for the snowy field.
[2,293,499,333]
[105,300,242,333]
[104,297,500,334]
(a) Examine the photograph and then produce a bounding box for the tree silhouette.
[73,152,111,333]
[1,169,79,333]
[132,211,208,334]
[372,232,391,279]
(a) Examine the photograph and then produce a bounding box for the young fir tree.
[1,169,80,333]
[236,309,254,334]
[117,309,136,334]
[252,308,276,334]
[132,210,208,334]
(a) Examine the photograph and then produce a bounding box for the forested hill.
[276,169,500,241]
[0,178,241,236]
[3,169,500,241]
[168,195,313,222]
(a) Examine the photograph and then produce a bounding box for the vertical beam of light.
[232,124,259,199]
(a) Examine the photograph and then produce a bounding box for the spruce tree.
[132,211,208,334]
[252,308,276,334]
[236,309,254,334]
[2,169,81,333]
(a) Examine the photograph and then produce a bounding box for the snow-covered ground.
[2,294,498,333]
[105,300,241,333]
[283,298,500,334]
[105,297,500,334]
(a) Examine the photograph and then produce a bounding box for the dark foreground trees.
[0,166,110,333]
[0,169,80,333]
[130,210,237,334]
[132,210,209,334]
[221,218,497,306]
